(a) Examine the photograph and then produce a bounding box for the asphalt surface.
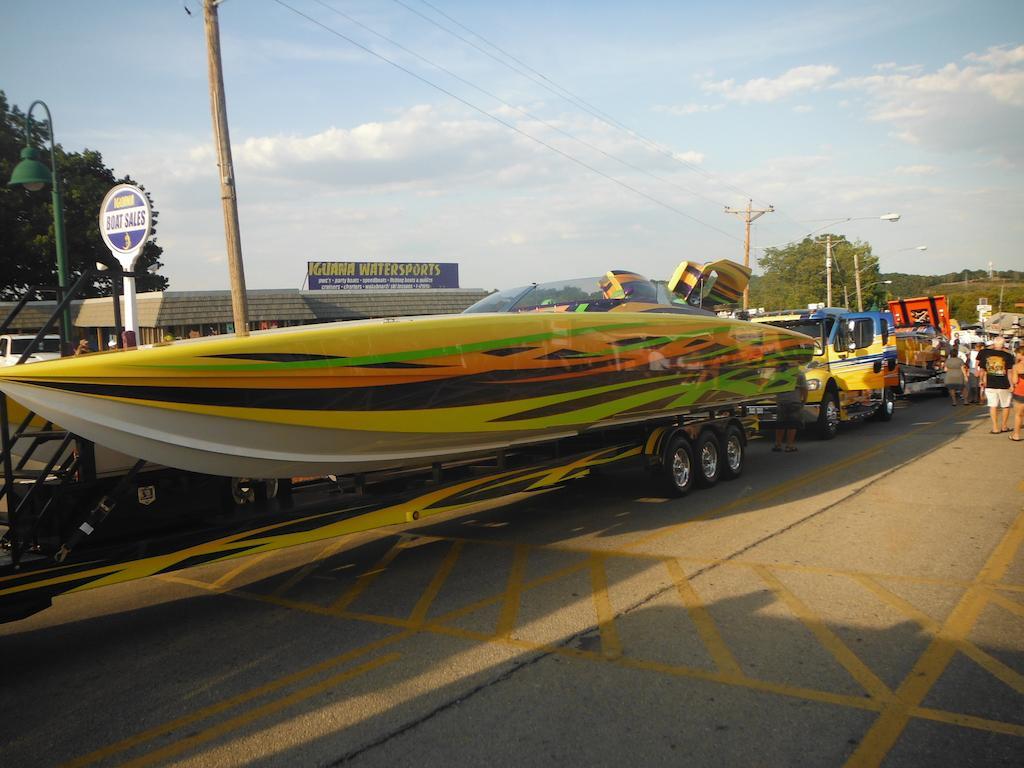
[1,394,1022,768]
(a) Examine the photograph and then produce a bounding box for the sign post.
[99,184,152,348]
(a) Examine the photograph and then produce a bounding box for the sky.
[3,0,1023,293]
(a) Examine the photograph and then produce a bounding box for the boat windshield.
[463,274,672,314]
[766,319,830,354]
[10,337,61,354]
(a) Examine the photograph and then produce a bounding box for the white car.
[0,334,63,366]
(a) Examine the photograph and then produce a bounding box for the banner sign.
[307,261,459,290]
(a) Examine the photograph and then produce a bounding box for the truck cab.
[0,335,62,366]
[752,308,897,438]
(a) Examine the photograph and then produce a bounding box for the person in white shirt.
[967,342,983,404]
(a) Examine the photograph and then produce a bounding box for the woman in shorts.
[943,349,967,405]
[1010,348,1024,442]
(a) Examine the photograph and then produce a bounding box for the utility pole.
[853,248,863,311]
[204,0,249,336]
[725,200,773,309]
[825,234,833,307]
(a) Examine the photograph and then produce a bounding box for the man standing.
[977,336,1015,433]
[967,342,983,403]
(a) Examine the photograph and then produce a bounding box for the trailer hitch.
[54,459,147,563]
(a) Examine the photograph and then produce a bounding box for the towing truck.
[749,307,898,438]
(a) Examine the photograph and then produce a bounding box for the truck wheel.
[659,433,695,497]
[897,368,906,395]
[875,388,896,422]
[816,391,840,440]
[694,431,722,488]
[720,425,745,481]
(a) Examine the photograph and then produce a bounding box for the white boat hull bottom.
[1,380,764,479]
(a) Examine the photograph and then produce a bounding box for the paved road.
[1,395,1021,768]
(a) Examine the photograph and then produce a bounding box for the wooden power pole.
[204,0,250,336]
[725,200,773,310]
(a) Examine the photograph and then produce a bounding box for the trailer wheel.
[694,431,722,488]
[816,390,840,440]
[897,368,906,395]
[720,425,745,481]
[874,388,896,422]
[659,433,695,497]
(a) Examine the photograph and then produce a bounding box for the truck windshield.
[767,320,829,354]
[10,338,61,354]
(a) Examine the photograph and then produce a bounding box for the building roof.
[2,288,490,330]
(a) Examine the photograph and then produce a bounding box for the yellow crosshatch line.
[84,504,1019,768]
[55,410,1018,768]
[843,505,1024,768]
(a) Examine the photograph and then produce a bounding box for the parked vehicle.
[750,307,898,438]
[0,335,61,366]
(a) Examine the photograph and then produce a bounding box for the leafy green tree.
[749,235,880,311]
[0,91,168,300]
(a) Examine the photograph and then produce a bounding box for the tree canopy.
[0,91,168,301]
[748,235,881,311]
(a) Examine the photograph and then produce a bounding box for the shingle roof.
[2,288,491,330]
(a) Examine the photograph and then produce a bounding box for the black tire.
[816,389,840,440]
[897,368,906,395]
[694,430,722,488]
[659,433,696,497]
[874,388,896,422]
[720,425,745,481]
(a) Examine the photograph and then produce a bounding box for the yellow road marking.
[853,574,1024,695]
[403,530,1024,593]
[269,535,354,598]
[589,556,623,659]
[844,507,1024,768]
[665,558,742,675]
[408,541,464,625]
[329,535,409,612]
[115,653,400,768]
[496,544,530,637]
[986,588,1024,619]
[625,409,960,551]
[910,705,1024,737]
[60,630,409,768]
[161,559,1024,742]
[755,567,893,702]
[209,552,273,590]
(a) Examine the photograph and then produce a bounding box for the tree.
[0,91,168,300]
[749,235,880,311]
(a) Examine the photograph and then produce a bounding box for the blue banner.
[307,262,459,290]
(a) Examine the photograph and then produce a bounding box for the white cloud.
[894,164,939,175]
[701,64,839,103]
[838,44,1024,161]
[652,103,724,115]
[793,105,814,113]
[673,150,705,165]
[965,44,1024,68]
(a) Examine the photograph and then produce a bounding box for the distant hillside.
[881,270,1023,323]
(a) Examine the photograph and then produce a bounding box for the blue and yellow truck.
[750,307,898,438]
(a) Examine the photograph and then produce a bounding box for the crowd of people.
[944,334,1024,441]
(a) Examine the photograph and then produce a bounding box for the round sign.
[99,184,152,261]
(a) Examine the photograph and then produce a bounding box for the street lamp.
[814,214,901,307]
[7,100,71,347]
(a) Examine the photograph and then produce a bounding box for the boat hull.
[0,312,813,478]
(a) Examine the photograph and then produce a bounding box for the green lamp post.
[7,100,71,346]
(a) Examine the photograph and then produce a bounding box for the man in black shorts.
[773,364,809,452]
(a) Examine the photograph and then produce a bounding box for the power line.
[392,0,753,204]
[309,0,726,212]
[396,0,815,254]
[270,0,744,243]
